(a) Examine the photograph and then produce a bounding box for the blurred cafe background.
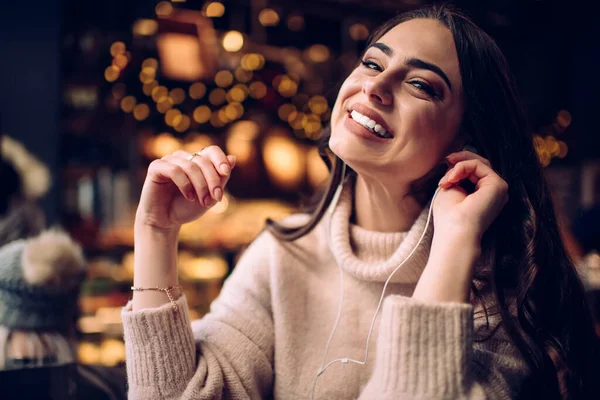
[0,0,599,370]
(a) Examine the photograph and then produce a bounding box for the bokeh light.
[222,31,244,52]
[259,9,280,26]
[205,2,225,18]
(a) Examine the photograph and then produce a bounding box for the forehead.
[376,19,461,87]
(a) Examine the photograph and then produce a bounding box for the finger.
[198,146,233,176]
[439,160,496,187]
[446,150,492,168]
[227,155,236,168]
[162,155,213,206]
[192,155,225,204]
[147,159,196,202]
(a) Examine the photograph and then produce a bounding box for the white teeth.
[349,110,390,138]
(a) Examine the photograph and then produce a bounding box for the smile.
[349,110,393,139]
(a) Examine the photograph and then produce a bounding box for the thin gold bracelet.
[131,286,181,313]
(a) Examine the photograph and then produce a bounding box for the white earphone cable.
[310,172,441,400]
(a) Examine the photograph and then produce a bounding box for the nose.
[362,74,393,106]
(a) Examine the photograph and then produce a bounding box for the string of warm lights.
[533,109,572,167]
[103,1,341,158]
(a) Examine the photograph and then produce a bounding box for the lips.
[348,103,394,138]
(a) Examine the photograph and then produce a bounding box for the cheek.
[401,98,458,143]
[331,74,361,118]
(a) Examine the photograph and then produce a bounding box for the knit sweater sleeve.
[358,296,528,400]
[121,231,275,399]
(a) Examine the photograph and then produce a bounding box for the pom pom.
[21,230,85,287]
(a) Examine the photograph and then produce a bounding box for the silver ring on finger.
[187,149,205,162]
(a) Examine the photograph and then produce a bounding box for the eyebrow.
[366,42,453,92]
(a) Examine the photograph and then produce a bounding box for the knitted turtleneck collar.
[328,179,433,283]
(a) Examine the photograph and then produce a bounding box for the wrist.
[134,218,180,242]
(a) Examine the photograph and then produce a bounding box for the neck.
[353,174,423,232]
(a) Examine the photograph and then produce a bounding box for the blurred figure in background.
[0,133,126,400]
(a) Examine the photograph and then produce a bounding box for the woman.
[124,5,598,399]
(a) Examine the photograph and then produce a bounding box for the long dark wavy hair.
[266,4,599,399]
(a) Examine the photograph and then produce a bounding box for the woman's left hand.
[412,150,508,303]
[435,150,509,242]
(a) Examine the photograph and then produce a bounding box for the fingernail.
[439,176,447,186]
[220,163,230,175]
[214,187,223,202]
[230,155,237,165]
[202,195,212,206]
[188,191,196,201]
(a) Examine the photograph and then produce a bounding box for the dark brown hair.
[267,4,598,399]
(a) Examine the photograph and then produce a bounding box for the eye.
[408,80,439,98]
[360,59,382,72]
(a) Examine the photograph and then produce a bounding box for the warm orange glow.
[133,104,150,121]
[227,85,247,103]
[349,23,369,41]
[263,134,305,190]
[308,96,328,115]
[210,111,225,127]
[218,108,230,124]
[151,85,169,103]
[235,67,253,83]
[205,2,225,18]
[156,99,173,113]
[165,109,182,126]
[222,31,244,52]
[288,112,305,130]
[226,120,260,164]
[151,133,183,158]
[558,141,568,158]
[225,102,244,120]
[278,103,297,121]
[157,33,206,81]
[179,254,228,280]
[155,1,173,17]
[104,66,120,82]
[112,54,128,69]
[259,8,280,26]
[174,115,191,132]
[142,58,159,69]
[139,67,156,84]
[545,135,560,157]
[303,114,322,140]
[189,82,207,99]
[215,70,234,87]
[193,105,212,123]
[183,133,214,154]
[169,88,186,104]
[110,42,126,57]
[133,19,159,36]
[306,146,329,188]
[556,110,572,129]
[240,53,265,71]
[249,81,267,99]
[305,44,330,63]
[287,14,304,31]
[120,96,136,113]
[277,76,298,98]
[209,88,227,105]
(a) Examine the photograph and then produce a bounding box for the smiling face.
[329,18,465,183]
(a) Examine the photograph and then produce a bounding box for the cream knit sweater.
[122,184,528,399]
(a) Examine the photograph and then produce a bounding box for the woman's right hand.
[136,147,236,231]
